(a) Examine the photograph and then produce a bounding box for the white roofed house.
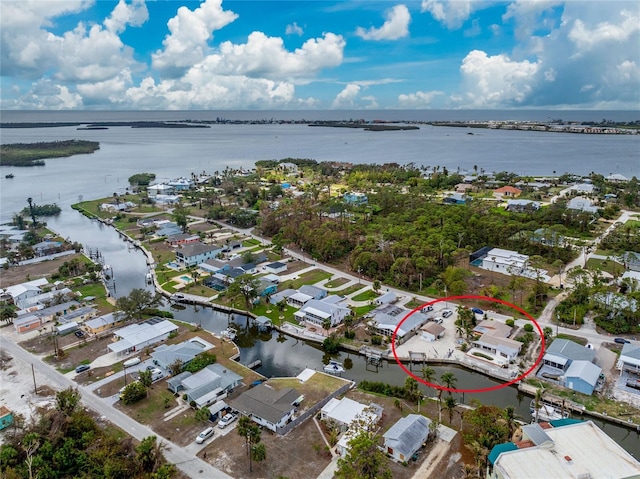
[170,364,242,408]
[107,318,179,358]
[566,197,598,214]
[321,397,383,433]
[293,298,351,330]
[470,320,521,366]
[383,414,431,463]
[175,243,224,268]
[3,278,49,305]
[370,310,430,344]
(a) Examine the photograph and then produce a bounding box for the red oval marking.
[391,295,545,393]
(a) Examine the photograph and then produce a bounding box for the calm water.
[1,110,639,223]
[1,110,639,455]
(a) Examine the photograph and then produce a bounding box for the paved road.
[0,338,233,479]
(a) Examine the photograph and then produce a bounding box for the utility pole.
[31,364,37,394]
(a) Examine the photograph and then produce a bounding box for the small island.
[0,139,100,167]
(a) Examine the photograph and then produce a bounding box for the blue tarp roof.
[549,418,583,428]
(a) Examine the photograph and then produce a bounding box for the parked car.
[74,330,84,338]
[195,427,215,444]
[432,317,444,324]
[442,310,453,318]
[614,338,630,344]
[218,412,238,429]
[75,364,90,373]
[421,305,434,313]
[471,308,484,315]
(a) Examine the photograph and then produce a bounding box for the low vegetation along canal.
[46,206,640,458]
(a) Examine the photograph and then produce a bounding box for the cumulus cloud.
[125,74,296,110]
[7,79,83,110]
[286,22,304,36]
[397,90,443,108]
[421,0,485,29]
[151,0,239,77]
[0,0,144,84]
[331,84,361,108]
[209,31,345,80]
[502,1,562,40]
[356,5,410,41]
[104,0,148,34]
[568,9,639,53]
[361,95,379,109]
[459,50,539,107]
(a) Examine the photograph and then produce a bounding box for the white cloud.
[421,0,483,29]
[286,22,304,36]
[361,95,379,109]
[0,0,144,84]
[397,90,443,108]
[209,31,345,81]
[8,79,83,109]
[104,0,148,34]
[568,9,639,53]
[76,70,133,105]
[502,1,562,40]
[459,50,539,107]
[356,5,410,41]
[151,0,239,77]
[331,84,361,108]
[125,74,296,110]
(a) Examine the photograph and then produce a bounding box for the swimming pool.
[180,275,192,283]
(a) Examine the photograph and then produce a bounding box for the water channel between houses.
[39,211,640,458]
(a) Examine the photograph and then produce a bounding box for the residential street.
[0,337,233,479]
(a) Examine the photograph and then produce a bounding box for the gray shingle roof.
[383,414,430,459]
[546,339,595,362]
[231,384,300,424]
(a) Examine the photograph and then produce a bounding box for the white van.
[123,357,141,368]
[196,427,215,444]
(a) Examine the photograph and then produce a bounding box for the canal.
[15,194,640,458]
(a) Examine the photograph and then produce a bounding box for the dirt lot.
[0,253,85,288]
[203,415,331,479]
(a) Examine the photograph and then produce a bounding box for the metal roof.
[383,414,430,459]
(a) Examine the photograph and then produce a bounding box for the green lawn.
[333,284,366,296]
[325,277,349,288]
[287,269,332,289]
[554,334,588,346]
[585,257,624,276]
[351,289,378,301]
[352,304,377,316]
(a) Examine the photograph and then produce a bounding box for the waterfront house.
[108,318,179,358]
[493,186,522,199]
[287,292,313,308]
[156,221,183,238]
[617,343,640,375]
[167,177,194,191]
[321,397,383,433]
[420,322,445,342]
[230,383,303,433]
[539,339,601,395]
[370,310,429,342]
[84,312,125,334]
[147,184,175,196]
[32,240,63,257]
[606,173,629,183]
[470,320,521,365]
[569,183,596,195]
[488,421,640,479]
[264,261,287,274]
[270,289,297,305]
[294,298,351,329]
[175,243,224,268]
[16,288,74,309]
[383,414,431,463]
[168,364,242,408]
[152,337,214,372]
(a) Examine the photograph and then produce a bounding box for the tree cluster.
[0,388,176,479]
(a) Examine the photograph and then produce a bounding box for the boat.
[5,174,14,178]
[221,327,237,341]
[530,399,570,422]
[323,360,345,375]
[145,273,153,284]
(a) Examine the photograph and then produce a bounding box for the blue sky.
[1,0,638,110]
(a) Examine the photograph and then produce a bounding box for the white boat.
[221,327,237,341]
[530,399,569,422]
[324,360,345,374]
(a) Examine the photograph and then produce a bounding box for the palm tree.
[503,405,517,439]
[421,366,436,396]
[533,387,546,423]
[444,395,457,424]
[440,372,457,393]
